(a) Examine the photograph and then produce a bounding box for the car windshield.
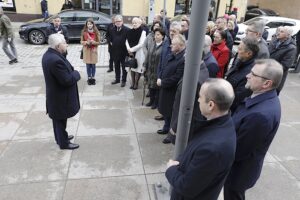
[243,17,265,25]
[263,9,277,15]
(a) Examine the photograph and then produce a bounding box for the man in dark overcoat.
[42,33,80,150]
[268,26,296,94]
[110,15,129,86]
[224,59,283,200]
[226,37,259,113]
[156,34,185,135]
[106,15,115,73]
[166,78,236,200]
[46,15,69,43]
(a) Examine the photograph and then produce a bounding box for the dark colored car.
[19,9,111,45]
[244,8,279,21]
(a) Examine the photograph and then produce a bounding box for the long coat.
[211,40,230,78]
[110,25,129,61]
[226,57,255,113]
[225,90,281,192]
[170,61,209,138]
[158,50,185,118]
[126,30,147,73]
[42,48,80,120]
[80,31,100,64]
[256,38,270,59]
[144,41,163,89]
[268,37,296,93]
[166,114,236,200]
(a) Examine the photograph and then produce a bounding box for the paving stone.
[64,176,150,200]
[138,133,174,174]
[77,109,135,136]
[132,108,163,134]
[0,181,64,200]
[69,135,144,179]
[0,140,71,185]
[0,113,27,141]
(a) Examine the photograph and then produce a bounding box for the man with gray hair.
[268,26,296,94]
[224,59,283,200]
[0,6,18,64]
[245,20,269,59]
[42,33,80,150]
[203,35,219,78]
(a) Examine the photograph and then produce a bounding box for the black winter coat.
[110,25,130,61]
[268,37,297,93]
[226,57,255,113]
[42,48,80,119]
[170,61,209,138]
[166,114,236,200]
[158,50,185,118]
[46,24,69,42]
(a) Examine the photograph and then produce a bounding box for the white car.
[235,16,300,43]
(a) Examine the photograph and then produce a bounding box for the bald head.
[201,79,235,112]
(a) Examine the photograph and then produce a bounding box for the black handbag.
[80,48,83,59]
[124,55,138,69]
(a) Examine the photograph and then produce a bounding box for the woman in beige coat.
[80,18,100,85]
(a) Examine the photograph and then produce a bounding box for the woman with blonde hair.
[126,17,147,89]
[81,18,100,85]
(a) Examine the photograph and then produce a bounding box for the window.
[59,12,75,22]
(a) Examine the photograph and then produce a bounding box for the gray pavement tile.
[281,160,300,180]
[138,133,174,174]
[0,141,8,155]
[247,162,300,200]
[13,111,79,140]
[0,113,27,141]
[146,173,169,200]
[0,99,36,113]
[0,140,71,185]
[132,108,163,134]
[77,109,135,136]
[0,181,65,200]
[264,152,278,163]
[82,99,129,110]
[269,124,300,161]
[69,135,144,179]
[64,175,150,200]
[103,83,130,96]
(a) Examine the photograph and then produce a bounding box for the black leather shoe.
[60,143,79,150]
[121,82,126,87]
[157,129,169,135]
[68,135,74,140]
[154,115,164,120]
[107,69,113,72]
[162,133,176,144]
[111,80,120,84]
[151,104,157,109]
[145,101,153,107]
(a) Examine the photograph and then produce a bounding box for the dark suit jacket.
[158,50,185,118]
[226,57,255,113]
[110,25,129,61]
[203,52,219,78]
[46,24,69,42]
[225,90,281,191]
[42,48,80,119]
[166,114,236,200]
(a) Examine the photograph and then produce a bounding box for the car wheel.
[29,30,46,45]
[99,30,107,45]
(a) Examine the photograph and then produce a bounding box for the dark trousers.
[114,59,127,82]
[163,117,171,132]
[223,185,246,200]
[52,119,69,148]
[109,56,114,70]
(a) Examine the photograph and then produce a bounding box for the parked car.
[244,8,279,21]
[19,9,111,45]
[235,16,300,43]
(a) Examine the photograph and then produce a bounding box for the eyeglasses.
[250,70,270,80]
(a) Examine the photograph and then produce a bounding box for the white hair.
[48,33,66,49]
[114,15,123,21]
[282,26,293,36]
[170,21,182,32]
[203,35,212,54]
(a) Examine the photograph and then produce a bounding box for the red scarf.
[84,31,96,49]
